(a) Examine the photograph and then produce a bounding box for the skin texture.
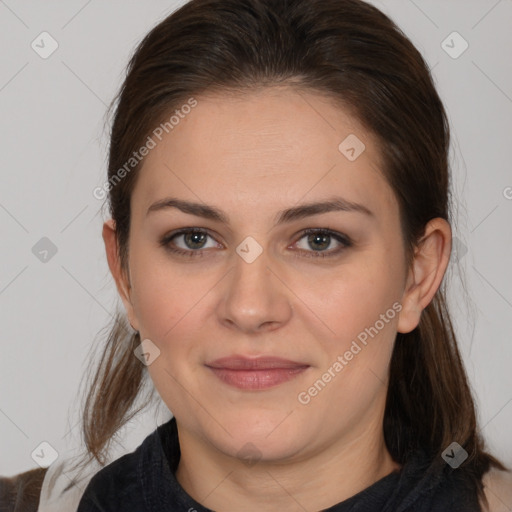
[481,469,512,511]
[103,86,452,511]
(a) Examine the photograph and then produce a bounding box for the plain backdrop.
[0,0,511,476]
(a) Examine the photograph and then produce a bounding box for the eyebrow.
[146,196,373,225]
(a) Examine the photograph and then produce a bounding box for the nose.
[217,243,293,334]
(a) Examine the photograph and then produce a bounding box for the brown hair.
[82,0,507,506]
[0,468,47,511]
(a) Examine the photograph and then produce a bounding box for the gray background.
[0,0,511,476]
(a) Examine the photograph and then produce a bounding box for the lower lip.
[207,366,309,390]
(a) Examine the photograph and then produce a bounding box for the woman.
[41,0,512,510]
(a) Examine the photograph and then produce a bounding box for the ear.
[102,219,140,331]
[397,218,452,334]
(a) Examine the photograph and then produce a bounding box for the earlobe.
[102,219,140,331]
[397,218,452,334]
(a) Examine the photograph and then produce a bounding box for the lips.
[205,356,310,390]
[205,356,309,370]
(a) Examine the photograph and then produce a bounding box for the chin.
[207,411,309,463]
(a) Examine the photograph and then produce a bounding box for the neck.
[174,413,401,511]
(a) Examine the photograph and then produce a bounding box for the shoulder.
[77,450,143,511]
[480,468,512,512]
[77,420,176,511]
[77,426,164,512]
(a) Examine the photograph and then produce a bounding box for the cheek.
[302,269,401,410]
[128,250,217,390]
[301,258,403,344]
[130,257,206,409]
[128,248,207,339]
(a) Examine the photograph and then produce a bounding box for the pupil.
[309,233,329,251]
[185,232,206,249]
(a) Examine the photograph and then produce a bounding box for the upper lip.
[205,356,310,370]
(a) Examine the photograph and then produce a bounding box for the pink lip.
[205,356,310,390]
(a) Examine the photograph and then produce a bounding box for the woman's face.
[115,87,415,463]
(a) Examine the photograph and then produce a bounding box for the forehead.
[131,87,397,223]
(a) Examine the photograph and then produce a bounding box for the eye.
[160,227,352,259]
[292,228,352,258]
[160,228,221,258]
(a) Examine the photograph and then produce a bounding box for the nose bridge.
[230,238,273,306]
[219,237,291,332]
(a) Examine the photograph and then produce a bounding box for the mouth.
[205,355,310,390]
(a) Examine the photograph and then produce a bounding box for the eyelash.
[159,228,353,259]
